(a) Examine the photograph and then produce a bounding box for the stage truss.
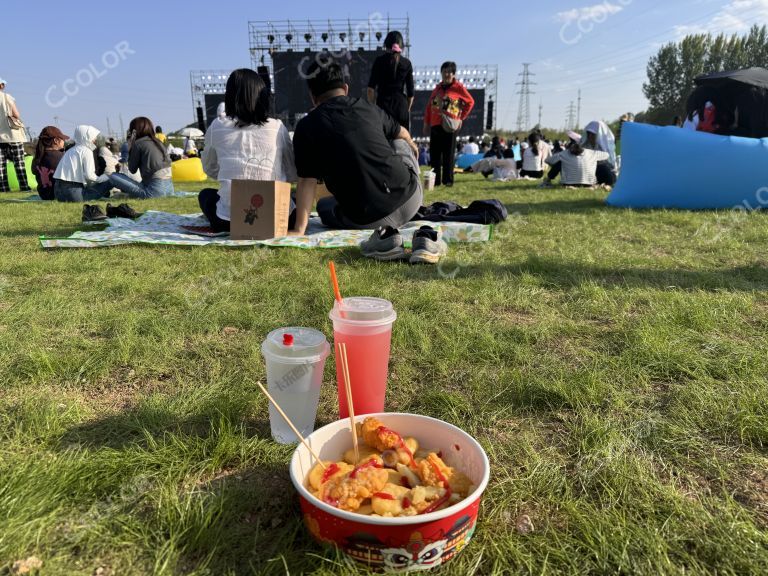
[248,17,410,74]
[189,70,232,124]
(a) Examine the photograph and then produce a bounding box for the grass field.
[1,175,767,575]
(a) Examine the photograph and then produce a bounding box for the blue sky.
[3,0,767,136]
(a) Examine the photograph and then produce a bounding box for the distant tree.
[643,25,768,124]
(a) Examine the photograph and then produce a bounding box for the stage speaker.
[196,106,205,132]
[486,100,494,130]
[257,65,272,93]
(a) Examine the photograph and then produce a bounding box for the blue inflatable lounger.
[607,122,768,210]
[456,153,485,170]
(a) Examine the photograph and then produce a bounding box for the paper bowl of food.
[289,413,490,572]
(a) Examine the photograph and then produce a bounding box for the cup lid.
[329,297,397,326]
[262,327,330,363]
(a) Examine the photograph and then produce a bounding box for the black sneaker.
[82,204,107,222]
[360,226,407,261]
[106,203,141,219]
[410,226,448,265]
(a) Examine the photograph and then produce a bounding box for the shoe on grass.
[82,204,107,222]
[538,179,553,188]
[107,203,141,219]
[409,226,448,265]
[361,226,407,261]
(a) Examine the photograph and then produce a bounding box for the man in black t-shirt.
[289,62,422,235]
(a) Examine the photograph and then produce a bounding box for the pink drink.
[330,298,397,419]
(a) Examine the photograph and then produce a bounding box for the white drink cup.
[261,327,330,444]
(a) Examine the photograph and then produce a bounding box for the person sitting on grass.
[199,68,297,233]
[107,117,174,199]
[540,130,580,187]
[545,139,609,188]
[519,132,551,179]
[52,125,113,202]
[289,61,422,234]
[583,120,617,186]
[32,126,69,201]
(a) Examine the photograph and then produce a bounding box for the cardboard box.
[229,180,292,240]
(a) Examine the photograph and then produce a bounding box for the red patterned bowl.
[289,413,490,572]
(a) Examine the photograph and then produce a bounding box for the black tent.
[686,67,768,138]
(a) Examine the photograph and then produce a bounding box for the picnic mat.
[3,191,199,203]
[39,210,494,249]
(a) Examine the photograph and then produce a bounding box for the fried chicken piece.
[321,464,389,512]
[359,417,418,466]
[417,453,451,489]
[415,452,474,497]
[361,417,399,451]
[308,461,353,491]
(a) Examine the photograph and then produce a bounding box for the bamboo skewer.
[256,381,326,470]
[338,343,360,464]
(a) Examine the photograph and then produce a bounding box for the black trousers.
[198,188,231,233]
[548,162,616,185]
[547,162,562,181]
[596,163,617,186]
[430,125,457,186]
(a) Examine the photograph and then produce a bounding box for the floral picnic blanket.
[3,191,199,203]
[39,211,493,249]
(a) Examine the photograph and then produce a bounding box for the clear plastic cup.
[329,298,397,418]
[261,327,330,444]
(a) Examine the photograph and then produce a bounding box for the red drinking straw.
[329,261,344,307]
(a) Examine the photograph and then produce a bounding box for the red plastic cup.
[329,298,397,418]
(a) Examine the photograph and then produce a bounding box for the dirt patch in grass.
[82,367,174,412]
[731,467,768,527]
[499,307,538,326]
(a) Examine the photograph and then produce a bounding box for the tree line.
[642,25,768,125]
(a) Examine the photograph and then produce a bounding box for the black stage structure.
[190,18,498,137]
[189,70,230,129]
[248,18,410,130]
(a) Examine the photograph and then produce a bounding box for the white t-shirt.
[202,117,298,222]
[462,142,479,155]
[522,142,551,172]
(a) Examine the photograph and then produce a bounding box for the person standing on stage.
[367,31,414,129]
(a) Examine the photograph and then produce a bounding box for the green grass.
[0,175,767,575]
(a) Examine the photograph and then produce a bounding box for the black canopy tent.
[686,67,768,138]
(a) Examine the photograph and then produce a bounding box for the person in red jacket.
[423,62,475,187]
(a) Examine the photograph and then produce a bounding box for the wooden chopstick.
[256,381,326,470]
[339,343,360,464]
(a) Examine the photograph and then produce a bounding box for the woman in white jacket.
[52,125,113,202]
[199,68,297,232]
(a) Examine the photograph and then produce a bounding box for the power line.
[516,63,536,132]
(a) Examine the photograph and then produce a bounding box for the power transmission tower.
[576,89,582,131]
[515,63,536,133]
[538,102,543,127]
[565,101,577,131]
